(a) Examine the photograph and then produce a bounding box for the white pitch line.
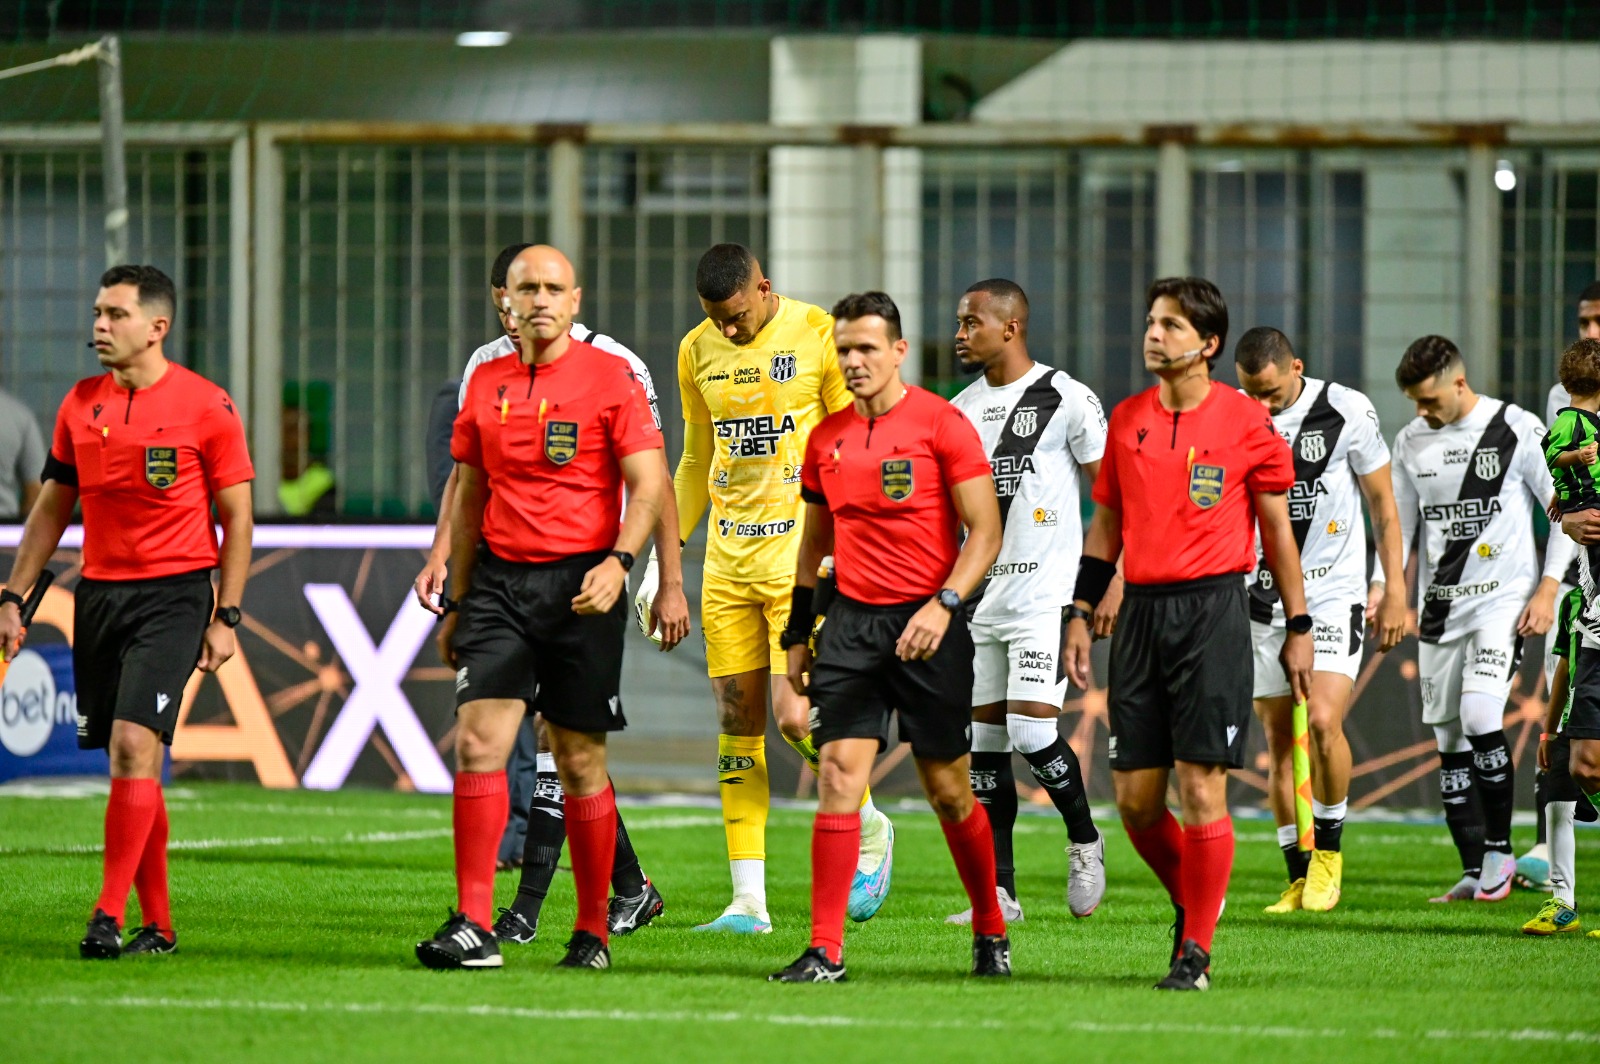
[0,815,721,857]
[2,995,1594,1045]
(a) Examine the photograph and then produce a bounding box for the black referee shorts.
[807,595,974,761]
[451,548,627,734]
[1108,573,1252,771]
[74,568,214,750]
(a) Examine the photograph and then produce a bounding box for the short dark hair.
[964,277,1029,320]
[1580,280,1600,305]
[1147,277,1229,364]
[100,264,175,320]
[1396,335,1465,388]
[1560,338,1600,397]
[491,243,534,288]
[831,291,902,342]
[1234,326,1296,374]
[695,243,758,302]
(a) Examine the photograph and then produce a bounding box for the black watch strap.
[214,606,242,628]
[0,589,23,610]
[610,550,635,572]
[1286,613,1314,634]
[1063,604,1093,625]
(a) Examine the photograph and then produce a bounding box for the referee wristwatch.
[213,606,242,628]
[609,550,635,572]
[935,589,963,613]
[1285,613,1314,635]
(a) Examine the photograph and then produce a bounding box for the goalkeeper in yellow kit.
[634,243,894,932]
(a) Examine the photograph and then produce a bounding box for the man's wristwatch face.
[937,589,962,613]
[214,606,242,628]
[610,550,635,572]
[1286,613,1314,634]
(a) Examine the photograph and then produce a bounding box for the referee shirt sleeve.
[1091,408,1121,509]
[200,390,256,490]
[608,365,666,459]
[1243,405,1294,493]
[451,376,485,468]
[801,421,829,505]
[934,402,996,486]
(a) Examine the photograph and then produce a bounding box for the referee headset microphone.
[1156,346,1207,367]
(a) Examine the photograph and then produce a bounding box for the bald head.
[504,245,582,351]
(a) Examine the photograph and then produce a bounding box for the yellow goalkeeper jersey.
[678,295,852,582]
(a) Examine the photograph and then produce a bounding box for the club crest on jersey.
[1297,431,1326,462]
[544,421,579,465]
[769,352,797,383]
[881,459,913,502]
[1010,407,1038,438]
[144,447,178,490]
[1473,448,1501,480]
[1188,463,1224,508]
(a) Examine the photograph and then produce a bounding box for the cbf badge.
[881,458,913,502]
[544,421,579,465]
[1188,463,1225,508]
[145,446,178,489]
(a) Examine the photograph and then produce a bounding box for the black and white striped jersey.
[950,362,1107,621]
[1392,396,1575,645]
[457,325,659,428]
[1246,377,1390,626]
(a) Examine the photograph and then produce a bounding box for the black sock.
[1313,815,1344,853]
[1281,839,1312,882]
[1439,750,1486,877]
[1018,738,1099,845]
[970,751,1016,897]
[610,800,647,897]
[1534,768,1550,846]
[1467,730,1515,854]
[511,767,565,920]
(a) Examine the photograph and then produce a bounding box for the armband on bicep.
[1072,556,1117,609]
[41,452,77,487]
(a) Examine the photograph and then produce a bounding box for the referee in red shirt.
[419,245,667,972]
[1065,277,1312,991]
[774,291,1004,983]
[1,265,255,960]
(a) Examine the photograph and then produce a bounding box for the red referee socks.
[453,770,509,930]
[96,778,161,924]
[1126,809,1185,906]
[1180,816,1234,952]
[810,811,860,964]
[940,804,1005,937]
[132,787,172,935]
[566,785,619,944]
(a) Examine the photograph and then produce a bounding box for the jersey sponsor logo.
[881,459,914,502]
[1421,497,1503,539]
[1475,542,1502,559]
[1474,448,1501,480]
[1017,649,1054,673]
[1298,431,1327,462]
[455,667,469,693]
[1470,645,1513,679]
[1287,479,1329,521]
[1032,507,1058,526]
[544,421,579,464]
[990,454,1036,500]
[1326,519,1349,536]
[982,405,1007,423]
[987,561,1039,577]
[705,371,730,382]
[1442,446,1470,465]
[144,446,178,490]
[714,413,797,457]
[1188,463,1225,508]
[781,464,803,485]
[1424,579,1499,601]
[769,352,797,383]
[92,403,104,419]
[733,366,762,385]
[1226,725,1239,746]
[718,755,756,772]
[155,693,170,715]
[718,518,797,538]
[1136,427,1148,444]
[1011,407,1039,438]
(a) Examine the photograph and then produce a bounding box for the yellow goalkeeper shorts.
[701,571,793,678]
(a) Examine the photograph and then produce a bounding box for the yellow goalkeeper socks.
[718,734,768,862]
[783,731,877,813]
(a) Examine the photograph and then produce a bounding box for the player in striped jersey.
[1235,328,1407,912]
[1391,336,1575,903]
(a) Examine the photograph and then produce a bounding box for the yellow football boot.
[1264,878,1305,913]
[1302,850,1343,912]
[1521,897,1581,935]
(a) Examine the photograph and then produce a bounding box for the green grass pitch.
[2,782,1598,1063]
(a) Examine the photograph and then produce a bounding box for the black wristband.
[780,584,817,649]
[1072,556,1117,609]
[0,588,23,610]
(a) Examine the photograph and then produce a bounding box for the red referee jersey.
[801,385,993,605]
[1093,380,1293,585]
[47,363,254,581]
[452,339,663,564]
